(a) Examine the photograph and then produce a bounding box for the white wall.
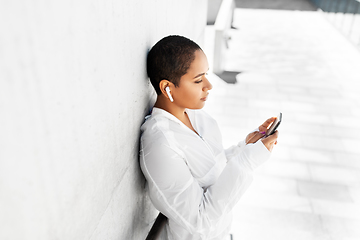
[0,1,207,239]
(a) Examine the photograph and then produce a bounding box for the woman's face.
[171,50,212,109]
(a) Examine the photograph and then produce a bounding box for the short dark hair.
[147,35,202,95]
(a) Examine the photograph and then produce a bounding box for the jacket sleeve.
[140,135,270,239]
[224,128,261,163]
[224,139,246,161]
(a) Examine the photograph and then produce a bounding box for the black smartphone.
[266,112,282,136]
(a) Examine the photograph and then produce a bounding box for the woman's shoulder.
[141,114,169,137]
[140,109,181,145]
[140,112,187,160]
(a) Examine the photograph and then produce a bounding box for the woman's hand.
[262,130,278,152]
[245,117,279,152]
[258,117,277,133]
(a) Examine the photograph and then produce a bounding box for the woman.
[140,35,278,240]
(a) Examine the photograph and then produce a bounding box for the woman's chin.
[188,103,206,110]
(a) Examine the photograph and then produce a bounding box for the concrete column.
[0,0,207,239]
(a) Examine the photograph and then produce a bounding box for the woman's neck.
[154,95,198,134]
[154,95,197,134]
[154,95,186,121]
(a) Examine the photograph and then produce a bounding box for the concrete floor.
[204,6,360,240]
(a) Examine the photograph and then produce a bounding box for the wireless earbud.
[165,86,174,102]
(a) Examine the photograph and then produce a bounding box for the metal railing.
[310,0,360,49]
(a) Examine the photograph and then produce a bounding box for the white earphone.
[165,86,174,102]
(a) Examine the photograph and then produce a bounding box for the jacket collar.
[151,107,186,126]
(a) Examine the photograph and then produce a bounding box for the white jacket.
[140,107,271,240]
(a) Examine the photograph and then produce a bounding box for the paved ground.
[204,6,360,240]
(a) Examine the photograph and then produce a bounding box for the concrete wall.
[0,1,207,239]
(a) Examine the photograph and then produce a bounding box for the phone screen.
[266,112,282,136]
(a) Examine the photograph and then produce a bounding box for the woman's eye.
[195,79,203,84]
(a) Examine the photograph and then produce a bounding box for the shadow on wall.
[234,0,317,11]
[215,71,241,84]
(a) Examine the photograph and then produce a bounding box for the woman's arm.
[140,134,270,238]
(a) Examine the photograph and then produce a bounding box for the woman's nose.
[203,76,213,91]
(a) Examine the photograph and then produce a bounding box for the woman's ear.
[159,80,174,102]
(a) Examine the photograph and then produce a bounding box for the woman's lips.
[201,94,209,101]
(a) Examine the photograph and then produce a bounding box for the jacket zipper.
[198,133,216,158]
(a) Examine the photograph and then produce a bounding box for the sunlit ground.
[204,6,360,240]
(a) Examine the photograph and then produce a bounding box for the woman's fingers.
[246,116,280,148]
[245,132,257,144]
[261,130,279,152]
[258,117,277,133]
[246,131,265,144]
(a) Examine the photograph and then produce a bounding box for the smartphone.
[266,112,282,136]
